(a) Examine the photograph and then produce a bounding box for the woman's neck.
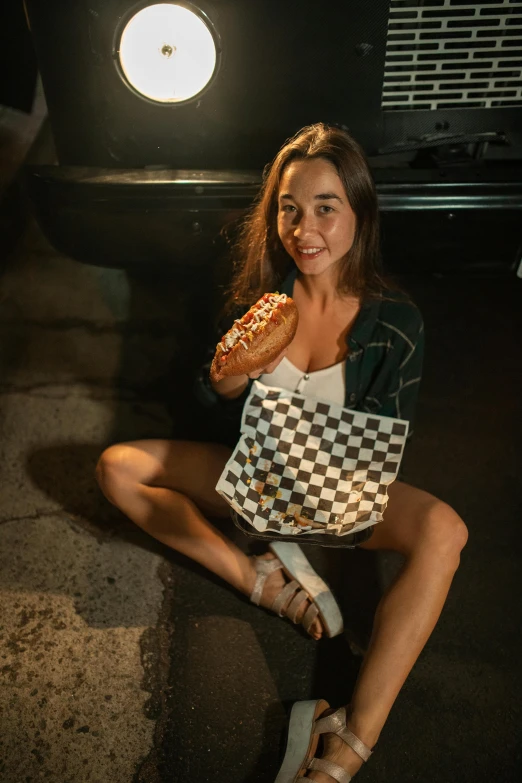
[295,268,359,313]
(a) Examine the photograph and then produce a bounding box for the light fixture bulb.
[118,3,217,103]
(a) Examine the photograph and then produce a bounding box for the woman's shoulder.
[374,287,424,339]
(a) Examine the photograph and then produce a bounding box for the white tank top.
[259,356,346,406]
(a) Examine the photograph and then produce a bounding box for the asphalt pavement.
[0,219,521,782]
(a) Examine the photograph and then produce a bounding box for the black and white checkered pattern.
[216,382,409,538]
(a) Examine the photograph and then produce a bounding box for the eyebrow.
[280,192,343,203]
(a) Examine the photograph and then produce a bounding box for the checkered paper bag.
[216,381,409,541]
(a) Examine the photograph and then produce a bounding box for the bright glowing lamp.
[118,3,217,103]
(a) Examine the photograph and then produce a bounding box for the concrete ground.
[1,207,521,783]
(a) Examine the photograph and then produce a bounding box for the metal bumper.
[24,164,522,274]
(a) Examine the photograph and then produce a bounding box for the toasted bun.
[210,294,298,383]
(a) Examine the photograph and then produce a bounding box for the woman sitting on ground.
[96,122,468,782]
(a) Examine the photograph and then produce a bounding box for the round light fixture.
[118,3,218,104]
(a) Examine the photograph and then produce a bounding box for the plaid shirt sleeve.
[378,314,424,441]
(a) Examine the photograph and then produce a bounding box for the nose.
[293,210,317,240]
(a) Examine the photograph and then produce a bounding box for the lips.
[296,246,325,260]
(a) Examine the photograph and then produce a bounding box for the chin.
[294,259,338,277]
[299,266,327,276]
[290,254,323,273]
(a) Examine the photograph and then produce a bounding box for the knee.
[95,444,137,503]
[418,501,468,567]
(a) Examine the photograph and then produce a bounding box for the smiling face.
[276,157,357,281]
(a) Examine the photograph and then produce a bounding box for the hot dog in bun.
[210,293,299,383]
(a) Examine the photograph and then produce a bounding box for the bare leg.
[96,440,323,638]
[307,481,469,781]
[96,440,255,591]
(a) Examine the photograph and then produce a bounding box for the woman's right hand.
[211,346,289,398]
[246,346,289,379]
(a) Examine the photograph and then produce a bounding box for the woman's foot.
[306,731,365,780]
[245,552,324,640]
[307,709,374,781]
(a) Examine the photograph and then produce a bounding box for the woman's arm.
[211,373,249,400]
[378,307,424,440]
[379,313,425,440]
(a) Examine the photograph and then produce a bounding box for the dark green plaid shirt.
[196,268,424,445]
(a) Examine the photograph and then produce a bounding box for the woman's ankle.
[239,556,257,597]
[345,705,382,750]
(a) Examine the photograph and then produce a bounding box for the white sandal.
[275,700,373,782]
[250,542,343,639]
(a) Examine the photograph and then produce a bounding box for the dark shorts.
[230,509,374,549]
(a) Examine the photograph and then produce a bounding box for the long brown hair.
[224,123,402,314]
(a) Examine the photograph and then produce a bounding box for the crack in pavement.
[0,507,61,525]
[133,560,177,783]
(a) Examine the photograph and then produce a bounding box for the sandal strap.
[308,757,352,782]
[285,589,309,624]
[271,580,300,616]
[314,706,347,734]
[250,557,283,606]
[256,557,284,576]
[301,602,319,634]
[249,554,325,638]
[338,727,373,762]
[315,707,373,762]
